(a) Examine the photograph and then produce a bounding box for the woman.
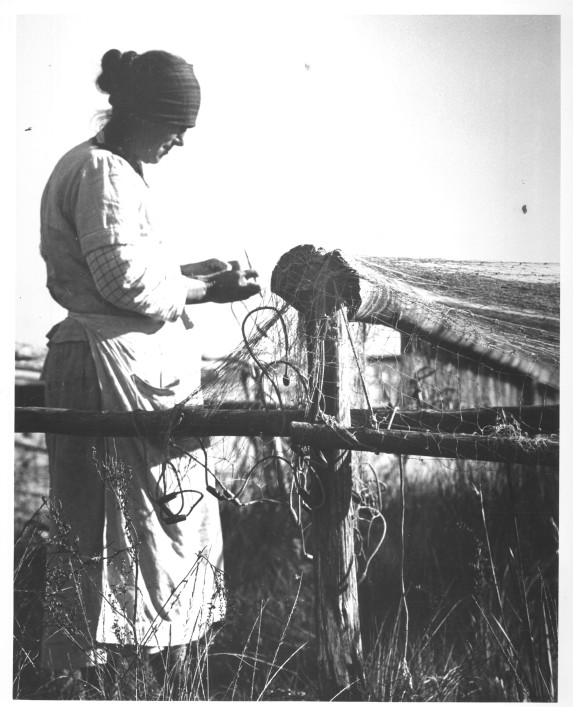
[39,49,260,696]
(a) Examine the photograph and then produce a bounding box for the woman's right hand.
[203,266,261,303]
[180,258,228,278]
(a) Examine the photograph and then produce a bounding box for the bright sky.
[10,7,565,359]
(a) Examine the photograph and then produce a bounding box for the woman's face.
[132,120,190,164]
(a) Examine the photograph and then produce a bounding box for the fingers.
[204,265,261,303]
[220,268,258,285]
[235,282,261,301]
[181,258,228,278]
[207,258,229,273]
[228,261,258,279]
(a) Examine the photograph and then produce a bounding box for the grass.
[358,455,558,701]
[14,439,558,700]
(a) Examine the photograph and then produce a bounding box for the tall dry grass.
[14,439,557,700]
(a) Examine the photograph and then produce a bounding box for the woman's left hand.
[202,267,261,303]
[180,259,228,278]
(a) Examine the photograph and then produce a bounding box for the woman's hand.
[180,259,228,278]
[203,266,261,303]
[184,261,261,304]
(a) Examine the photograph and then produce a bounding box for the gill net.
[183,245,558,567]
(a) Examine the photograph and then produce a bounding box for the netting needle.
[244,249,257,282]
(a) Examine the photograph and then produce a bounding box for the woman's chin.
[142,153,164,165]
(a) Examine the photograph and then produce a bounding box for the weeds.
[14,438,557,700]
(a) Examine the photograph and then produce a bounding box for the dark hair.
[95,49,141,150]
[96,49,139,98]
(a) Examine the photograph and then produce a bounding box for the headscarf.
[108,50,201,127]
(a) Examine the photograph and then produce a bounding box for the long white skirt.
[41,314,225,670]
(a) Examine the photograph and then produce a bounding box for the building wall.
[365,331,559,413]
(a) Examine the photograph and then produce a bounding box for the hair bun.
[101,48,122,72]
[96,49,138,97]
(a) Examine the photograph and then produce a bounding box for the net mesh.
[191,245,558,515]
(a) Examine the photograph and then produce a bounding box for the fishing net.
[191,244,558,520]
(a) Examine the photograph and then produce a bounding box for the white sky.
[11,8,564,356]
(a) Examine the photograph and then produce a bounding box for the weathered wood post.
[272,245,366,700]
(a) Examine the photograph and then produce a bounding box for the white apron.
[67,312,226,650]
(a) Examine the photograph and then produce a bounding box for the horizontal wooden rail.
[15,406,294,439]
[14,397,559,435]
[15,405,558,467]
[289,422,558,467]
[209,403,559,435]
[210,403,559,435]
[352,404,559,435]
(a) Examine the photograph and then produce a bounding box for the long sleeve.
[75,150,188,321]
[86,244,187,322]
[41,138,189,322]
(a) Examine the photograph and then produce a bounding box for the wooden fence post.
[270,244,371,699]
[303,290,366,700]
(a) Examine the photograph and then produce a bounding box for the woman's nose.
[174,134,185,147]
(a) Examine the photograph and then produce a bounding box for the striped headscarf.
[111,50,201,127]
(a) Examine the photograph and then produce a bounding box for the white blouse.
[40,134,189,325]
